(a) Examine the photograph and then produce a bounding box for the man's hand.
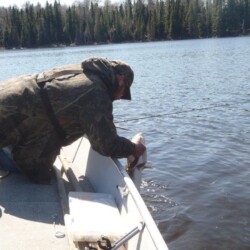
[127,133,147,171]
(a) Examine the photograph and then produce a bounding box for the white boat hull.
[57,137,168,250]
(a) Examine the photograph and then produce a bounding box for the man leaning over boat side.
[0,57,146,184]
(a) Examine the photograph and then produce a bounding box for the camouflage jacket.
[0,58,135,183]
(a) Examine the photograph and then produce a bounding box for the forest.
[0,0,249,49]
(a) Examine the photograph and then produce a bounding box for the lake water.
[1,37,250,249]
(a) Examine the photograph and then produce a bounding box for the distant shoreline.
[1,35,250,51]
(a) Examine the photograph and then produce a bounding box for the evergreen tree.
[0,25,3,47]
[211,0,223,36]
[53,1,64,44]
[1,0,250,48]
[64,7,73,44]
[155,0,166,39]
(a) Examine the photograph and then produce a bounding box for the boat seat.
[67,192,128,245]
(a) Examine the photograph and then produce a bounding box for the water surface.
[1,37,250,249]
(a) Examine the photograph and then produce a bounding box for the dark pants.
[0,149,19,172]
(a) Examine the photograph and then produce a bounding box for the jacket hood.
[81,57,133,101]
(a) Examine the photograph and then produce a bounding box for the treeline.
[0,0,249,48]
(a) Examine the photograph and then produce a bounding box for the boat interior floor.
[0,171,69,250]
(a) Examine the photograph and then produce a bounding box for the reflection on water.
[1,37,250,249]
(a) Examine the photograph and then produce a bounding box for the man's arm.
[83,95,140,158]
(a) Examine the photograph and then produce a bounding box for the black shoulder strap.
[38,86,66,140]
[37,69,83,140]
